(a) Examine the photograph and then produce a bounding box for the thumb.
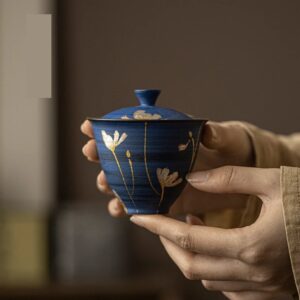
[186,166,280,200]
[202,121,236,150]
[202,121,250,154]
[202,122,224,149]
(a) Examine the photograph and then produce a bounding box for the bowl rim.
[87,117,209,122]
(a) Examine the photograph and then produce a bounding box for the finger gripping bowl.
[89,90,207,215]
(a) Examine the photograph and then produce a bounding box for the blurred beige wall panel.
[0,0,56,212]
[26,14,52,98]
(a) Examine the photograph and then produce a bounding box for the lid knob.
[135,89,161,106]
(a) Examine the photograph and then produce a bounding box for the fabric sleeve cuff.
[281,166,300,297]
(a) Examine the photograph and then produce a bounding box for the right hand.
[81,120,255,217]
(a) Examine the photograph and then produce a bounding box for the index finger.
[81,120,94,138]
[130,215,243,259]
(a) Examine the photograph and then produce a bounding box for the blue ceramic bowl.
[89,90,207,214]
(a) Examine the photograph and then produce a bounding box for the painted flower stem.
[159,186,165,207]
[128,157,135,196]
[188,136,196,172]
[144,122,160,196]
[111,150,137,210]
[189,125,202,171]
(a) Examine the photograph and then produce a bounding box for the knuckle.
[175,228,194,250]
[222,293,241,300]
[239,245,264,265]
[182,269,196,280]
[201,280,216,291]
[251,270,274,284]
[238,231,265,265]
[219,166,236,187]
[264,283,282,293]
[181,258,197,280]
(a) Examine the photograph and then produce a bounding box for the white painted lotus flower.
[156,168,182,188]
[101,130,127,152]
[133,110,162,120]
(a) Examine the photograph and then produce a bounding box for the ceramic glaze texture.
[101,89,192,121]
[89,90,207,214]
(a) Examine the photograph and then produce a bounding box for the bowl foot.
[126,208,169,215]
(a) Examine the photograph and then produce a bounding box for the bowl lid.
[100,89,194,120]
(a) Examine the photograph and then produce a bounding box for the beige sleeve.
[281,166,300,298]
[238,122,300,227]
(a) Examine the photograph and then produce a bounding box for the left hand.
[130,166,296,299]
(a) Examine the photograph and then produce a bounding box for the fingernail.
[130,216,137,223]
[130,215,144,224]
[186,214,195,221]
[186,171,209,183]
[186,214,204,225]
[96,180,104,191]
[113,203,121,212]
[80,120,87,132]
[82,144,88,155]
[185,214,193,224]
[210,125,217,138]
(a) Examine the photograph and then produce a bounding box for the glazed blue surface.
[135,89,161,106]
[101,89,193,120]
[91,119,206,214]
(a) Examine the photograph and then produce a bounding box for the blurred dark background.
[58,0,300,201]
[1,0,300,299]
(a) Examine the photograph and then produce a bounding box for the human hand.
[81,120,254,217]
[129,166,296,299]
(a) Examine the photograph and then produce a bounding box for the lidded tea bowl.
[88,90,207,214]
